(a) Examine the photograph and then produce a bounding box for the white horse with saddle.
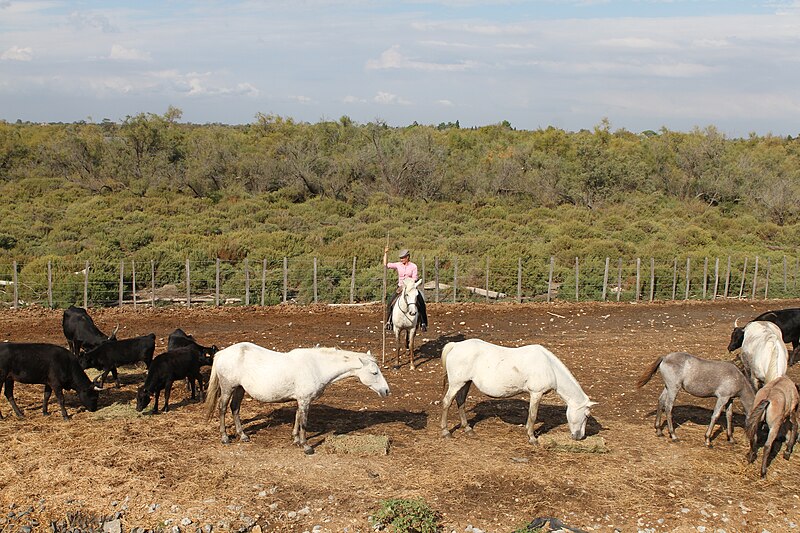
[440,338,596,444]
[389,278,424,370]
[204,342,390,454]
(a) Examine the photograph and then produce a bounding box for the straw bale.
[322,434,390,455]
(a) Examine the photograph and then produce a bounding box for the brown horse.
[745,375,799,478]
[636,352,755,447]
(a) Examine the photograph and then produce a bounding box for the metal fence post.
[151,260,155,308]
[118,260,124,307]
[350,256,356,304]
[602,257,610,301]
[132,260,137,308]
[517,258,522,304]
[313,257,318,304]
[283,257,288,303]
[12,260,18,310]
[434,257,439,303]
[84,260,89,308]
[215,258,220,307]
[245,258,250,306]
[453,257,458,303]
[261,258,267,306]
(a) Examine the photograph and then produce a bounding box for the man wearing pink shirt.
[383,247,428,332]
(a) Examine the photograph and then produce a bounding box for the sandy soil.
[1,299,799,532]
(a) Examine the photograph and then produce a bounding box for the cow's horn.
[734,317,740,328]
[93,385,103,391]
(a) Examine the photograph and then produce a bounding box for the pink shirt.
[387,261,418,287]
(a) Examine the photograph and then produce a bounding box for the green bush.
[371,498,442,533]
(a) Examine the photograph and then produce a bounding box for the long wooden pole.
[381,232,389,367]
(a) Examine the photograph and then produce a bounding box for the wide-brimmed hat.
[398,249,410,258]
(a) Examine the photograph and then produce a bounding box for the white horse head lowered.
[205,342,389,454]
[440,338,597,443]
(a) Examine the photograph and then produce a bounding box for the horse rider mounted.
[384,247,428,332]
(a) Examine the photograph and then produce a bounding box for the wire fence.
[0,254,798,309]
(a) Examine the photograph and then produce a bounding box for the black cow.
[62,305,118,356]
[136,347,214,414]
[728,308,800,363]
[80,334,156,388]
[0,343,100,420]
[167,328,218,391]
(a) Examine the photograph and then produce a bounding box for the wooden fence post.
[635,258,641,301]
[185,259,191,308]
[84,260,89,308]
[671,258,677,300]
[751,256,759,300]
[548,256,555,303]
[575,257,579,302]
[479,257,486,303]
[713,257,719,300]
[649,258,655,302]
[132,260,137,308]
[350,257,356,304]
[724,256,731,298]
[739,257,748,298]
[151,260,155,308]
[616,258,622,302]
[784,255,788,293]
[261,259,267,306]
[702,257,708,300]
[434,257,439,303]
[313,257,318,304]
[684,257,690,300]
[765,257,771,299]
[118,260,124,308]
[453,257,458,303]
[283,257,288,303]
[602,257,610,301]
[47,260,53,309]
[517,258,522,304]
[215,258,220,307]
[244,258,250,306]
[12,260,17,310]
[421,256,426,286]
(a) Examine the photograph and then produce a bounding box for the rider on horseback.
[384,246,428,332]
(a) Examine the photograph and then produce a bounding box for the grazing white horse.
[390,278,423,370]
[739,321,788,390]
[440,339,596,444]
[204,342,390,454]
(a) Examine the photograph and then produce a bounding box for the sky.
[2,0,800,136]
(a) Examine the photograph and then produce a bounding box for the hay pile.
[322,434,390,455]
[539,434,608,454]
[88,401,143,420]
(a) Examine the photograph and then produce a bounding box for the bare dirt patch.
[1,300,799,532]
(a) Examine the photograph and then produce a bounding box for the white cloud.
[109,44,151,61]
[343,95,367,103]
[1,46,33,61]
[366,45,477,72]
[289,95,313,104]
[374,91,411,105]
[436,99,454,106]
[597,37,678,50]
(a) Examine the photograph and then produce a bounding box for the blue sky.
[2,0,800,135]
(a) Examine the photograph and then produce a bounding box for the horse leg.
[42,384,52,416]
[704,396,728,447]
[54,387,69,420]
[724,400,735,443]
[663,387,679,440]
[784,412,798,460]
[230,386,249,442]
[295,400,313,454]
[394,331,403,369]
[760,422,780,478]
[440,381,464,438]
[4,379,23,418]
[408,330,416,370]
[654,388,668,437]
[218,385,234,444]
[526,392,545,445]
[455,382,472,434]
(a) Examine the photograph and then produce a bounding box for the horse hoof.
[221,436,231,445]
[240,434,250,443]
[529,438,539,446]
[303,445,314,455]
[441,430,452,439]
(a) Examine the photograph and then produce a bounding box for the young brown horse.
[745,375,799,478]
[636,352,755,447]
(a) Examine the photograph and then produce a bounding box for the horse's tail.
[441,342,455,395]
[746,399,770,441]
[204,361,221,421]
[635,356,664,388]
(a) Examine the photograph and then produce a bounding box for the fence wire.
[0,254,797,309]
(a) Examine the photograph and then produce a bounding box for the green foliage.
[371,498,442,533]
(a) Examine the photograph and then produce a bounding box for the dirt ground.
[1,300,800,532]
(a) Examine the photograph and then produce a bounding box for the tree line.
[2,109,799,225]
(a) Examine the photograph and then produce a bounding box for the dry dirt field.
[1,300,800,532]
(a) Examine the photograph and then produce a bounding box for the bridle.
[397,286,418,320]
